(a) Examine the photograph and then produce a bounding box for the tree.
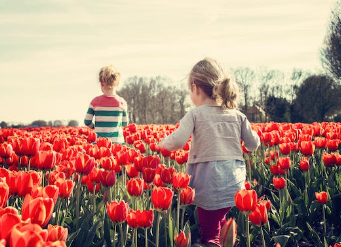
[0,121,7,129]
[232,67,255,112]
[67,120,79,127]
[265,96,291,122]
[30,120,47,127]
[292,74,341,122]
[321,1,341,81]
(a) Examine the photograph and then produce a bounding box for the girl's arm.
[84,104,95,128]
[158,111,194,151]
[122,110,128,127]
[241,116,260,151]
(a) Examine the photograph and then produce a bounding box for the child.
[84,65,128,143]
[158,58,260,247]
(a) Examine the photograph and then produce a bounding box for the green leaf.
[83,219,103,247]
[168,211,174,247]
[271,235,290,247]
[306,222,323,247]
[103,213,112,247]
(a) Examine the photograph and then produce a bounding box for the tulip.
[0,209,21,241]
[96,137,112,149]
[127,178,144,197]
[173,172,191,190]
[315,191,328,236]
[31,151,57,170]
[174,231,190,247]
[22,137,40,157]
[126,164,139,178]
[277,157,290,171]
[279,143,290,155]
[153,174,165,187]
[180,187,195,205]
[323,152,336,167]
[0,143,13,159]
[142,167,156,184]
[160,166,176,185]
[106,200,129,224]
[220,218,237,247]
[0,178,9,208]
[74,153,95,175]
[326,139,339,152]
[299,158,310,171]
[22,194,55,227]
[234,189,258,213]
[234,189,257,247]
[151,187,174,212]
[300,141,315,156]
[9,222,48,247]
[47,224,68,242]
[31,185,59,204]
[55,179,74,198]
[249,203,268,226]
[273,177,286,190]
[315,191,328,204]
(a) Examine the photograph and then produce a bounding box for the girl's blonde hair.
[188,57,239,109]
[99,65,121,88]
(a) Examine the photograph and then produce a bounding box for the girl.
[84,65,128,143]
[158,58,260,247]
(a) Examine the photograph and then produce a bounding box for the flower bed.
[0,122,340,247]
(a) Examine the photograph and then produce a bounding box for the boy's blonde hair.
[99,65,121,88]
[188,57,239,109]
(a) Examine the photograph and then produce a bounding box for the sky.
[0,0,337,126]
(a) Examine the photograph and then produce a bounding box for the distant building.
[243,105,267,123]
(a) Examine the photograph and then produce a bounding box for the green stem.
[323,204,326,236]
[176,190,181,234]
[155,212,161,247]
[119,223,124,247]
[93,185,97,213]
[246,213,250,247]
[75,178,81,229]
[181,206,186,229]
[260,226,266,247]
[145,228,148,247]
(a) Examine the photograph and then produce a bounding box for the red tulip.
[314,137,327,148]
[107,200,129,224]
[220,218,237,247]
[126,164,139,178]
[9,222,48,247]
[47,224,68,242]
[173,172,190,190]
[279,143,291,155]
[0,143,13,158]
[137,209,154,228]
[0,177,9,208]
[299,157,310,171]
[99,170,116,187]
[31,185,59,204]
[323,152,337,167]
[22,194,55,227]
[31,151,57,170]
[315,191,328,204]
[142,167,156,184]
[244,181,251,190]
[180,187,195,205]
[234,189,258,213]
[74,153,95,175]
[153,174,165,187]
[273,177,286,190]
[99,156,118,171]
[0,208,21,241]
[96,137,112,149]
[300,141,315,156]
[22,137,40,157]
[277,157,290,171]
[127,178,144,197]
[174,231,190,247]
[55,179,74,198]
[249,203,268,226]
[151,187,174,211]
[327,139,339,152]
[160,166,176,184]
[127,210,139,228]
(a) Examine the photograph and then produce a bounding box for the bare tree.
[232,67,255,112]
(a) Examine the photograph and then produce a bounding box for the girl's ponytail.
[214,77,239,109]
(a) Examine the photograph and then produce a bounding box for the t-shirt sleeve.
[121,99,129,127]
[158,110,194,151]
[241,116,260,151]
[84,103,94,126]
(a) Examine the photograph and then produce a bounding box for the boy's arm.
[84,104,95,128]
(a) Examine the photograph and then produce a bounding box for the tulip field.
[0,122,341,247]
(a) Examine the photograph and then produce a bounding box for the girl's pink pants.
[197,206,231,247]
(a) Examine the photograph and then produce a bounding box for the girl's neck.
[102,88,116,96]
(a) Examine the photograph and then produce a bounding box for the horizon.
[0,0,337,126]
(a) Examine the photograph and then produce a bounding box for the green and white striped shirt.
[84,94,128,143]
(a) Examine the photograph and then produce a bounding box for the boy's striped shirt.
[84,94,128,143]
